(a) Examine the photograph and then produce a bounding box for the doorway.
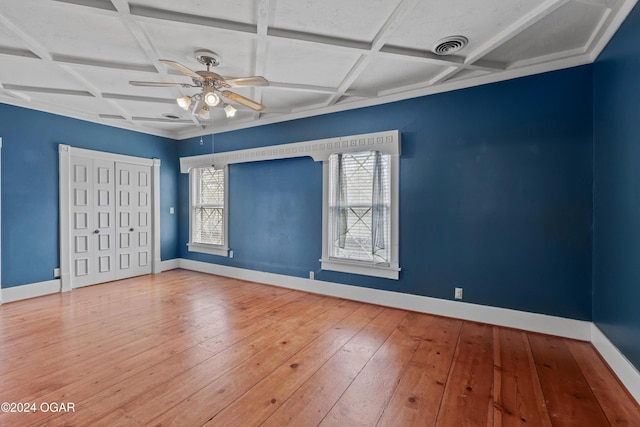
[59,145,160,290]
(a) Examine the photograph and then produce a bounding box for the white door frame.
[59,144,161,291]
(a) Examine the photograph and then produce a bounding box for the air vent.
[433,36,468,56]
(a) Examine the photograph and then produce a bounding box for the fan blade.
[129,81,192,87]
[159,60,203,81]
[221,90,265,111]
[223,76,269,87]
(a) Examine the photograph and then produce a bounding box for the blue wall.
[0,104,179,288]
[179,65,594,320]
[593,3,640,369]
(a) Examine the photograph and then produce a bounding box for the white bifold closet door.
[70,156,152,288]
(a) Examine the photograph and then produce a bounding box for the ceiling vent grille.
[433,36,468,55]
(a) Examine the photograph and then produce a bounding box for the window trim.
[179,130,401,268]
[321,152,400,280]
[187,166,229,257]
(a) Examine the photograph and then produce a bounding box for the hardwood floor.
[0,269,638,426]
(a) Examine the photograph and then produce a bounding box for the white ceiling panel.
[350,55,448,94]
[272,0,403,42]
[1,1,149,64]
[484,1,609,65]
[264,38,360,87]
[0,21,33,51]
[0,0,636,139]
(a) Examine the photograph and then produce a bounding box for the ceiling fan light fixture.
[176,95,192,110]
[204,91,221,107]
[223,103,237,118]
[197,105,210,120]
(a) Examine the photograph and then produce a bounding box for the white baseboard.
[176,258,591,340]
[1,279,61,304]
[591,324,640,403]
[160,259,180,271]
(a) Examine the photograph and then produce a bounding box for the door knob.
[94,229,100,234]
[129,228,134,232]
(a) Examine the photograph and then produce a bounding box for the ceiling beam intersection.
[325,0,423,106]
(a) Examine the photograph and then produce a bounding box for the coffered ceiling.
[0,0,636,139]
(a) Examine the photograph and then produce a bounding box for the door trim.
[59,144,161,291]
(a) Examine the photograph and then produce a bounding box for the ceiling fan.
[130,49,269,120]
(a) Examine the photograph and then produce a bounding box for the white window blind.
[192,167,225,246]
[328,150,391,265]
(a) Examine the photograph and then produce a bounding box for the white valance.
[179,129,400,173]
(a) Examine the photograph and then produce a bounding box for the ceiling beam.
[378,46,506,71]
[52,0,116,12]
[250,0,273,120]
[0,46,40,59]
[129,4,257,34]
[52,54,157,73]
[109,0,200,125]
[102,93,176,104]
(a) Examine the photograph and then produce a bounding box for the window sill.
[188,243,229,257]
[320,258,400,280]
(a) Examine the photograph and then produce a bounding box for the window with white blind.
[188,166,229,256]
[321,150,400,279]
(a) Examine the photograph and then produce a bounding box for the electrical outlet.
[169,207,175,214]
[309,271,315,280]
[229,250,234,258]
[54,268,61,278]
[454,287,463,300]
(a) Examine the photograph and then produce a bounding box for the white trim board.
[591,324,640,403]
[160,259,180,271]
[179,130,401,172]
[1,279,61,304]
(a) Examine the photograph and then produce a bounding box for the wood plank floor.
[0,269,638,426]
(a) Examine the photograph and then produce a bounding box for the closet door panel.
[115,162,152,279]
[69,157,116,287]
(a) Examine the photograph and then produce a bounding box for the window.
[321,150,400,279]
[188,166,228,256]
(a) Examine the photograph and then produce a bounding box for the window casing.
[321,150,400,279]
[188,166,229,256]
